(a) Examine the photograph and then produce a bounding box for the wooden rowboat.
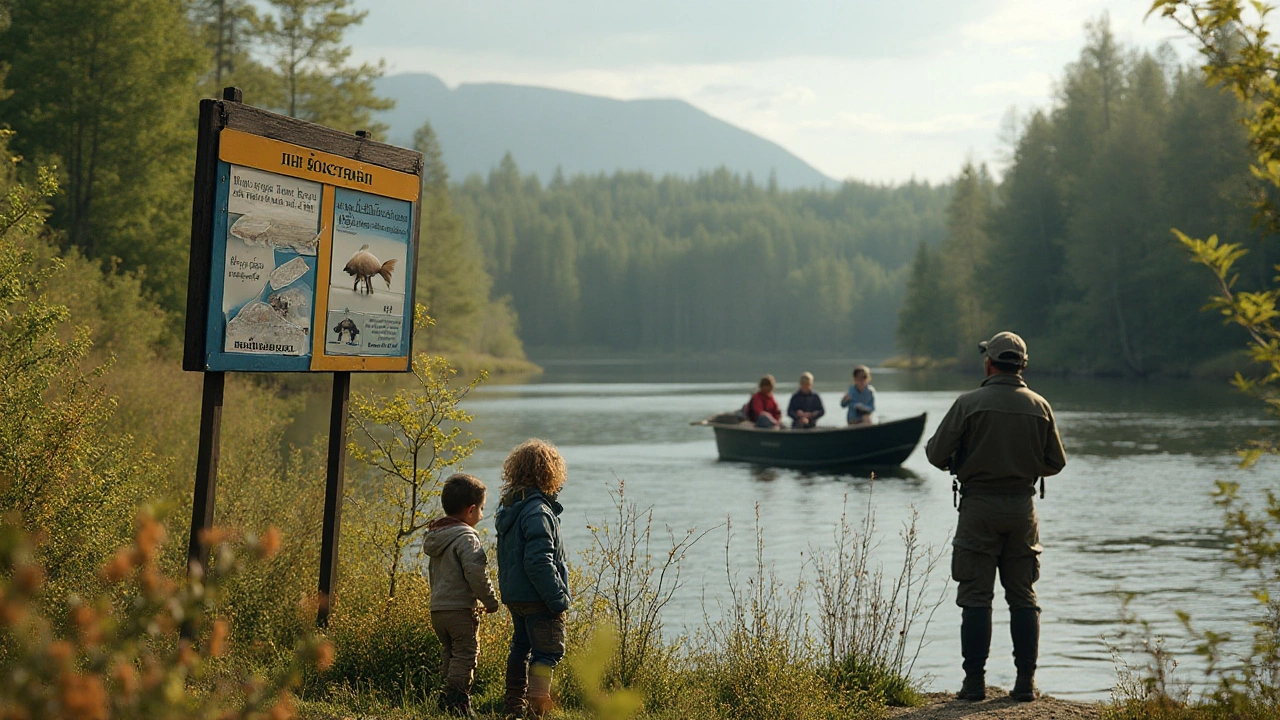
[695,412,927,469]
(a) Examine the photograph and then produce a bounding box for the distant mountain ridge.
[373,73,835,189]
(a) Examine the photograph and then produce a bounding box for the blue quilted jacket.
[495,488,571,613]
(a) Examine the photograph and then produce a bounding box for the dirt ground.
[888,690,1103,720]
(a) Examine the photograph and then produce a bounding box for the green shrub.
[308,573,442,704]
[829,655,921,708]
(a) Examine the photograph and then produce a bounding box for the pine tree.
[0,0,203,312]
[252,0,392,134]
[986,111,1066,341]
[188,0,259,89]
[413,123,488,351]
[940,162,996,355]
[897,242,957,358]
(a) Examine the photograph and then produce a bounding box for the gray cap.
[978,331,1028,365]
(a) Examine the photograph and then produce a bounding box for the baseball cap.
[978,331,1028,365]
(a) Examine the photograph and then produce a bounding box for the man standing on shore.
[925,331,1066,703]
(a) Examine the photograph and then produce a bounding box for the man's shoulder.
[970,379,1055,416]
[1017,385,1056,415]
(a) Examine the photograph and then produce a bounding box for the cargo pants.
[952,494,1041,610]
[431,608,481,693]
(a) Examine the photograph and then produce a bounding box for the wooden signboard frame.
[182,88,425,626]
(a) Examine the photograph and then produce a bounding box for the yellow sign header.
[219,128,420,202]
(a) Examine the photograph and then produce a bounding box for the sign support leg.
[187,371,226,576]
[317,371,351,627]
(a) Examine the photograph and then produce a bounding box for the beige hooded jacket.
[422,517,500,611]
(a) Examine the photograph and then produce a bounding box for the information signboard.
[183,98,423,373]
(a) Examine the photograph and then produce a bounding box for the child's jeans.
[431,608,481,693]
[504,602,566,713]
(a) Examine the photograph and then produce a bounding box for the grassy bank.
[293,489,941,720]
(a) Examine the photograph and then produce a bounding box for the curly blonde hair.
[501,438,567,497]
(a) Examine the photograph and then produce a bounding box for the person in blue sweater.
[495,439,571,720]
[840,365,876,425]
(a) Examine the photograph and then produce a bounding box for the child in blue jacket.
[840,364,876,425]
[495,439,571,719]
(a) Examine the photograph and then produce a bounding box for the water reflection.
[734,462,924,483]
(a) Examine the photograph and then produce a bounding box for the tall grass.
[562,481,945,720]
[812,495,944,705]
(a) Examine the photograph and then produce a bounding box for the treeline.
[452,161,950,354]
[0,0,524,362]
[899,18,1274,375]
[0,0,390,314]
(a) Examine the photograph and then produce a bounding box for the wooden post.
[317,371,351,627]
[186,371,226,576]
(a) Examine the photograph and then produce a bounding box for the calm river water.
[453,357,1277,700]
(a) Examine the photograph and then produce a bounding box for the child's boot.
[442,684,477,719]
[527,663,554,718]
[504,657,528,719]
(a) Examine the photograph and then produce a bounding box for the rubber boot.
[957,607,991,701]
[527,663,554,719]
[504,655,528,719]
[1009,607,1040,702]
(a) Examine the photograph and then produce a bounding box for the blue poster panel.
[323,188,415,358]
[204,162,321,371]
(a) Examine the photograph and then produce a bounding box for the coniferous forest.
[2,3,1264,373]
[454,163,948,354]
[898,20,1272,375]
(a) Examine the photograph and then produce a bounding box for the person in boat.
[745,374,782,428]
[924,331,1067,705]
[839,365,875,425]
[786,372,825,429]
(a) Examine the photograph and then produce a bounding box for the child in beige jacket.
[423,473,500,718]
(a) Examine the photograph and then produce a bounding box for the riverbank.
[889,692,1101,720]
[881,349,1253,379]
[440,349,543,378]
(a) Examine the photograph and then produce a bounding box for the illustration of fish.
[333,318,360,344]
[342,244,397,295]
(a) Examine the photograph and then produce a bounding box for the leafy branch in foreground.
[1102,3,1280,716]
[1174,230,1280,456]
[0,512,332,719]
[347,306,485,598]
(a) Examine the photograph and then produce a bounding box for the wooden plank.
[186,371,225,575]
[182,98,228,371]
[221,101,423,176]
[405,160,425,352]
[316,371,352,627]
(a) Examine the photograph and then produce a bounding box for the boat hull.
[709,413,927,469]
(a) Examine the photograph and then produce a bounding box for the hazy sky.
[347,0,1190,184]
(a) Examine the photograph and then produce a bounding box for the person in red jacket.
[745,375,782,428]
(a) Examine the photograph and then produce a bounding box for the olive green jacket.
[925,374,1067,495]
